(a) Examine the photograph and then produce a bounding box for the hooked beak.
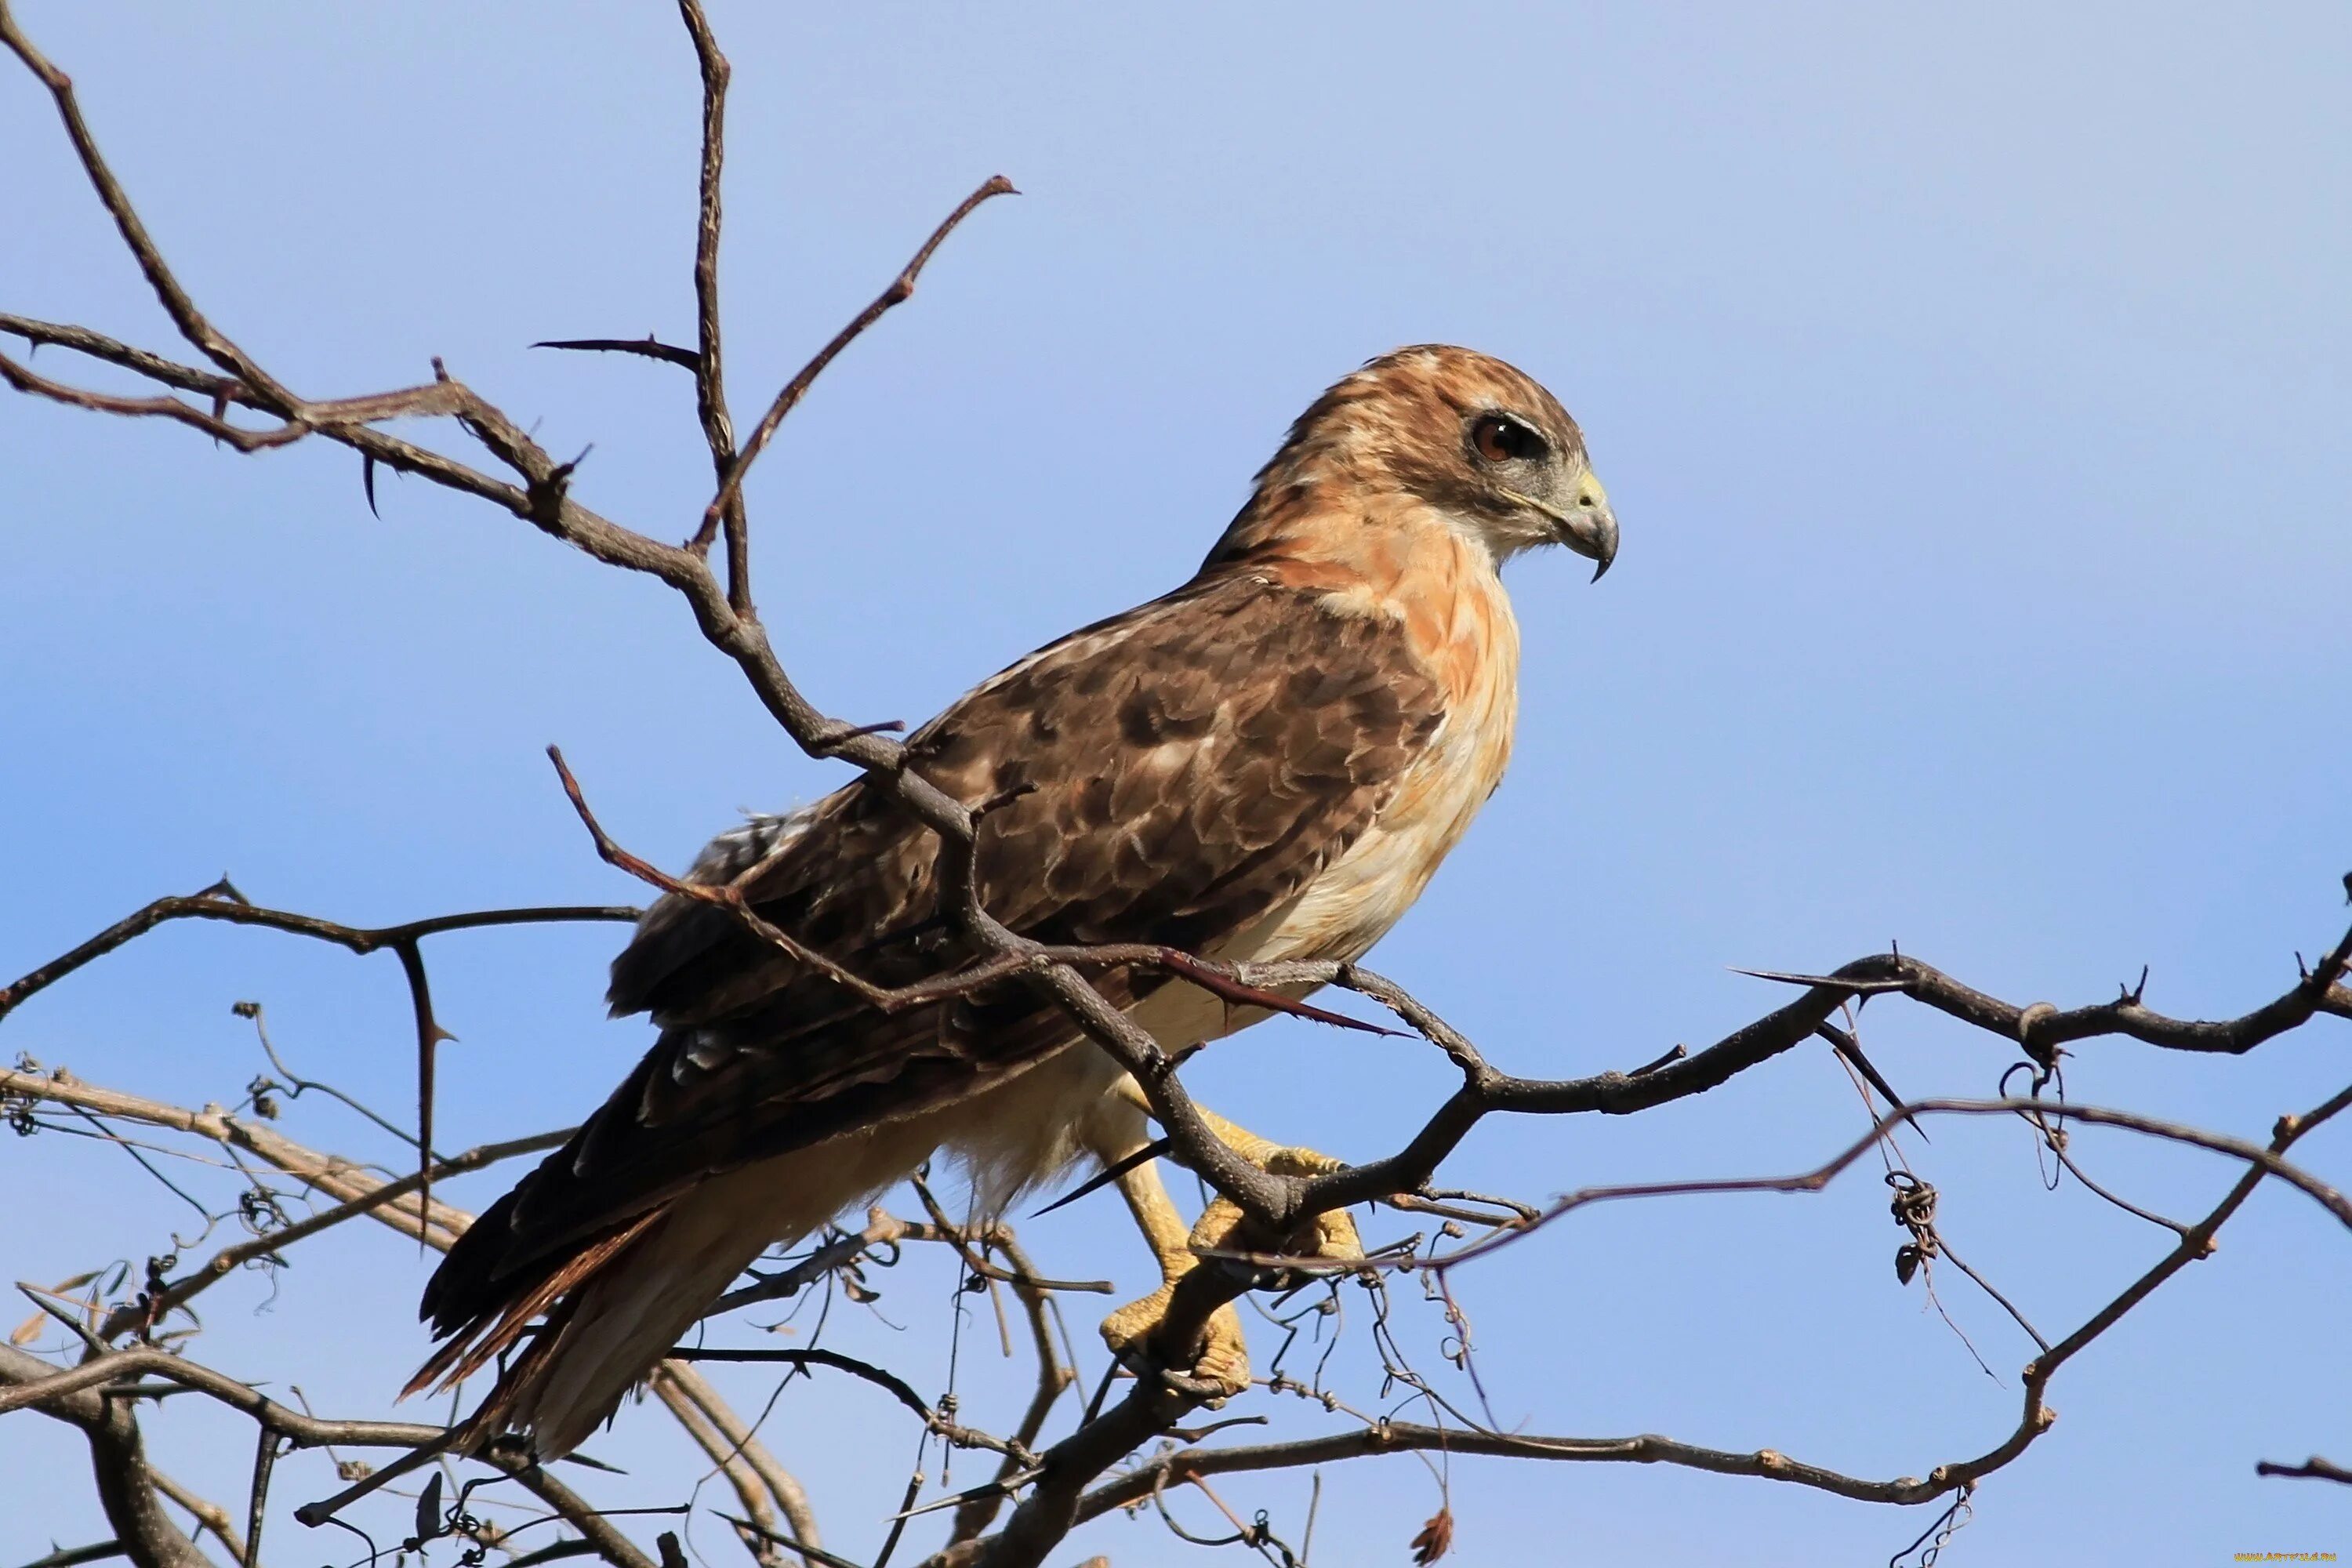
[1503,471,1619,580]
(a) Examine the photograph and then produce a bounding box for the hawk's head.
[1222,345,1618,580]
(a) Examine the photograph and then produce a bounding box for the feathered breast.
[1251,514,1521,964]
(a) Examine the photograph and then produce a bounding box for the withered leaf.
[1409,1506,1454,1565]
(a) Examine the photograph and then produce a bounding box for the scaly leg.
[1092,1143,1254,1396]
[1087,1076,1363,1397]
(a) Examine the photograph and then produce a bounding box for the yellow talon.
[1092,1104,1365,1398]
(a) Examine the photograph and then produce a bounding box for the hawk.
[413,345,1617,1456]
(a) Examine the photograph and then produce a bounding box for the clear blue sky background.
[5,3,2348,1563]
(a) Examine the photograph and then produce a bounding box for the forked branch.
[5,4,2347,1566]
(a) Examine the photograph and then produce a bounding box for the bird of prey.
[412,345,1618,1457]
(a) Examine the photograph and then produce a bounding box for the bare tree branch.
[669,1350,1036,1468]
[947,1236,1072,1548]
[1428,1094,2352,1272]
[14,1544,129,1568]
[673,0,750,611]
[3,0,1286,1236]
[0,2,290,401]
[96,1127,572,1345]
[147,1469,246,1567]
[690,174,1016,570]
[0,1344,211,1568]
[0,880,637,1222]
[2257,1455,2352,1486]
[6,6,2347,1566]
[1,1065,468,1249]
[649,1368,790,1568]
[1,311,243,398]
[655,1362,824,1566]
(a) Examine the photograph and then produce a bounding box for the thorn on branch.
[1033,1138,1172,1218]
[971,780,1039,819]
[196,875,249,906]
[533,336,701,372]
[1155,949,1402,1037]
[1626,1044,1686,1077]
[815,717,908,755]
[1730,965,1911,996]
[1816,1022,1928,1140]
[526,442,592,525]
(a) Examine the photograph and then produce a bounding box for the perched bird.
[412,345,1617,1457]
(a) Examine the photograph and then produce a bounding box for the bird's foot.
[1098,1154,1366,1401]
[1099,1274,1252,1400]
[1210,1137,1370,1272]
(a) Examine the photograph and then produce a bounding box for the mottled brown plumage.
[422,575,1441,1330]
[412,345,1617,1456]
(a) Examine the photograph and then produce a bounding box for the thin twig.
[673,0,750,612]
[693,176,1014,555]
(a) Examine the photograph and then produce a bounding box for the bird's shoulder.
[607,569,1449,1022]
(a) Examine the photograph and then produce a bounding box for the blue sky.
[4,2,2349,1563]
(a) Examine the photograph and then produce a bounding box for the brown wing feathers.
[413,571,1444,1392]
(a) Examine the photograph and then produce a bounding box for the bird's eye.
[1471,414,1544,464]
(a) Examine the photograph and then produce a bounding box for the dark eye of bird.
[1472,414,1544,463]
